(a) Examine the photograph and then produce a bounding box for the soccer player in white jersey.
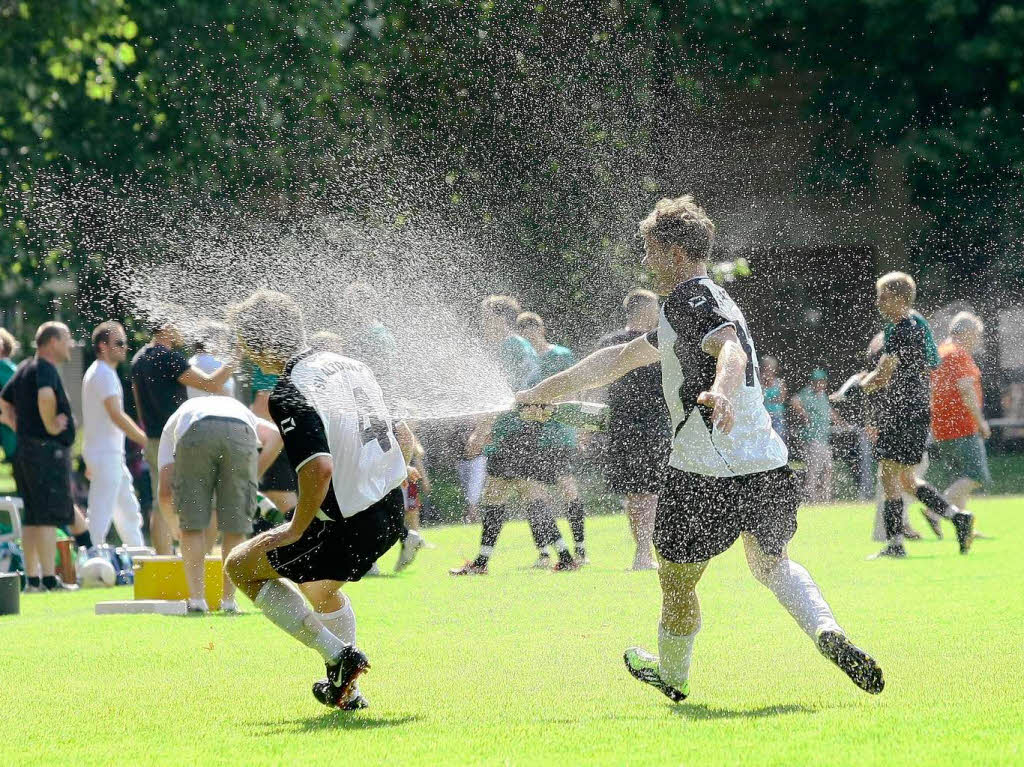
[225,290,419,709]
[517,196,883,700]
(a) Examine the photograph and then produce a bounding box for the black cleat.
[817,630,884,694]
[623,647,689,702]
[324,645,370,707]
[868,543,907,559]
[952,512,974,554]
[921,509,943,539]
[313,679,369,709]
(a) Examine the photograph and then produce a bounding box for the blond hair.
[876,271,917,303]
[638,195,716,261]
[949,311,983,338]
[623,288,658,316]
[229,290,307,361]
[481,295,522,326]
[515,311,544,332]
[0,328,20,358]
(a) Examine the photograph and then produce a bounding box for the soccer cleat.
[623,647,689,702]
[324,645,370,707]
[952,511,974,555]
[552,558,579,572]
[531,553,552,569]
[868,543,907,560]
[817,630,884,694]
[921,509,943,539]
[313,679,369,710]
[449,561,488,576]
[902,525,922,541]
[394,529,426,573]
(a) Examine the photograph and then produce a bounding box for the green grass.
[2,497,1023,766]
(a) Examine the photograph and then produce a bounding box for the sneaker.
[324,645,371,707]
[43,578,79,592]
[185,599,209,614]
[952,511,974,555]
[921,509,943,539]
[552,558,579,572]
[902,525,923,541]
[312,679,369,710]
[868,543,907,560]
[531,553,552,569]
[817,630,884,694]
[623,647,689,702]
[394,530,427,573]
[449,561,488,576]
[23,583,44,594]
[220,599,242,615]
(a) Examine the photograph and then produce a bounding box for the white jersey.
[648,276,787,477]
[186,352,236,399]
[269,349,406,520]
[157,395,261,470]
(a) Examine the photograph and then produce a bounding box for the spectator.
[0,321,78,591]
[157,395,282,613]
[596,289,671,571]
[82,321,148,547]
[761,356,788,444]
[790,369,837,503]
[0,328,20,463]
[130,320,235,554]
[929,311,991,530]
[187,321,237,399]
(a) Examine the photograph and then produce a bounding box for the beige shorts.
[171,417,258,534]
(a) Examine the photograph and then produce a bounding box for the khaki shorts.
[172,417,258,534]
[145,438,162,512]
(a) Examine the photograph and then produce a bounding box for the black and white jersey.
[268,349,407,521]
[646,277,787,477]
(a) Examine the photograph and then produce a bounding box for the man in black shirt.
[858,272,974,558]
[130,319,234,553]
[597,289,671,570]
[0,322,78,591]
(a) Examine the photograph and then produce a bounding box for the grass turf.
[2,497,1022,766]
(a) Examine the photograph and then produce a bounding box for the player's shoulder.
[664,277,724,314]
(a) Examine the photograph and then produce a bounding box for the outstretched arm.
[860,354,898,394]
[517,334,658,405]
[696,325,746,434]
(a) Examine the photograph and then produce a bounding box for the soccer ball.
[79,557,117,588]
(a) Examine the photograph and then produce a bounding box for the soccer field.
[3,498,1022,766]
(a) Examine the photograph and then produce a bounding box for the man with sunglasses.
[82,321,149,547]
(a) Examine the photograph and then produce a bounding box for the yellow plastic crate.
[133,555,223,610]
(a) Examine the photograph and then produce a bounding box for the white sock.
[254,580,347,661]
[658,622,697,688]
[553,538,568,553]
[759,559,842,640]
[479,545,494,558]
[317,602,356,646]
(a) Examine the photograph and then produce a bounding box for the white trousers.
[84,452,145,546]
[457,456,487,506]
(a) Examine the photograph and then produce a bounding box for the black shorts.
[12,438,75,527]
[487,425,570,485]
[873,419,929,466]
[654,465,799,564]
[266,487,404,583]
[259,450,297,493]
[601,430,670,495]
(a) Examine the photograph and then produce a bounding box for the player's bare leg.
[744,534,883,694]
[625,493,657,570]
[226,539,368,706]
[625,558,706,701]
[877,459,974,556]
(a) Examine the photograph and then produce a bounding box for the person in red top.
[930,311,991,532]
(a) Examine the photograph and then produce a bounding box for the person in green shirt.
[452,295,577,575]
[790,369,837,502]
[0,329,19,462]
[516,311,588,563]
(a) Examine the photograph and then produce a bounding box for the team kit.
[215,195,977,709]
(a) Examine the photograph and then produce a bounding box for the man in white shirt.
[186,321,237,399]
[157,395,283,613]
[518,195,883,702]
[82,321,148,547]
[225,289,417,710]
